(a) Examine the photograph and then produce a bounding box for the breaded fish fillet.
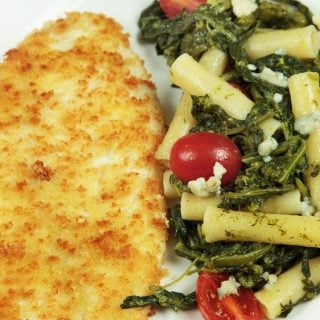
[0,12,167,320]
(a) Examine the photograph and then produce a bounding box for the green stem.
[278,140,306,184]
[163,258,200,289]
[225,185,294,199]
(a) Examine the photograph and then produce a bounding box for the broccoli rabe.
[121,286,196,311]
[124,0,320,316]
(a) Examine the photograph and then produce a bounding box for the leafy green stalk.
[295,177,310,199]
[224,185,294,200]
[277,139,306,184]
[257,0,313,29]
[121,287,196,311]
[169,207,319,289]
[121,295,159,309]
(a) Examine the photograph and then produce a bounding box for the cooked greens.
[138,0,314,65]
[121,286,196,311]
[170,205,320,290]
[138,0,320,209]
[122,0,320,316]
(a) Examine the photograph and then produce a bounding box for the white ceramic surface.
[0,1,319,319]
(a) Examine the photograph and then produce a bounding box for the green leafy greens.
[138,0,314,66]
[170,205,319,290]
[121,0,320,315]
[121,286,196,311]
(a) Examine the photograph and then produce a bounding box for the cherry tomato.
[196,272,265,320]
[159,0,207,18]
[170,132,242,185]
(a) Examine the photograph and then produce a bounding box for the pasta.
[288,72,320,210]
[137,1,320,317]
[199,46,228,76]
[180,189,301,220]
[180,192,221,221]
[255,257,320,319]
[305,129,320,210]
[163,169,180,199]
[169,53,254,120]
[155,49,227,163]
[288,72,320,118]
[260,189,302,215]
[245,25,320,60]
[155,93,195,162]
[202,205,320,247]
[258,118,281,138]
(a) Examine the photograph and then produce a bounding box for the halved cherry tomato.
[196,272,265,320]
[159,0,207,18]
[170,132,242,185]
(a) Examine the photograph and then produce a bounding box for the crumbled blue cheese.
[209,162,227,195]
[273,93,283,103]
[294,111,320,135]
[231,0,257,17]
[247,63,257,71]
[205,176,220,195]
[262,272,278,290]
[275,48,286,55]
[213,162,227,179]
[263,155,272,163]
[188,162,227,197]
[188,177,210,198]
[258,137,278,157]
[217,276,241,298]
[252,67,288,87]
[299,197,316,216]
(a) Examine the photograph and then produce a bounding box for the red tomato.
[159,0,207,18]
[196,272,265,320]
[170,132,242,185]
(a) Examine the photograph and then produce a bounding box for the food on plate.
[0,12,167,319]
[159,0,207,18]
[196,271,264,320]
[122,0,320,319]
[255,256,320,319]
[169,131,242,185]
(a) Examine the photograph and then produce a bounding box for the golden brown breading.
[0,12,167,320]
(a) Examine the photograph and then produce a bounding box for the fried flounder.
[0,12,167,320]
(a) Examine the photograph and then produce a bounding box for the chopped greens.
[138,0,315,66]
[121,287,196,311]
[122,0,320,317]
[139,0,319,210]
[170,205,319,290]
[190,95,246,135]
[169,173,191,195]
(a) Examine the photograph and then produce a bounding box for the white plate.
[0,1,320,319]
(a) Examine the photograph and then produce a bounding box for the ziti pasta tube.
[255,257,320,319]
[169,53,254,120]
[202,206,320,247]
[245,25,320,60]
